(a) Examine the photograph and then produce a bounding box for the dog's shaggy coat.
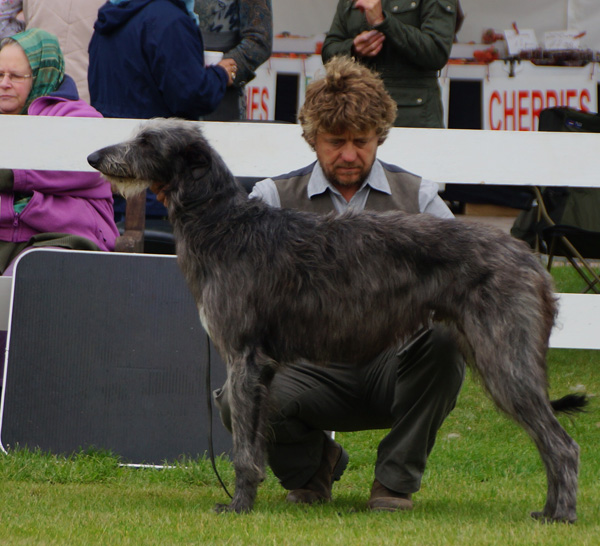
[88,119,585,521]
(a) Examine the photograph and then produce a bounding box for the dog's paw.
[213,503,233,514]
[213,502,251,514]
[531,510,576,524]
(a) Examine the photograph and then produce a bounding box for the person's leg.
[265,327,465,503]
[213,325,464,504]
[369,326,465,496]
[215,359,359,497]
[264,362,358,491]
[0,241,29,276]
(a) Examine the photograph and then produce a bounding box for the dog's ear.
[185,143,213,178]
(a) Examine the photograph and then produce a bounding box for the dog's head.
[87,118,218,200]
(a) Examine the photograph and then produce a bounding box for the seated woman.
[0,28,119,276]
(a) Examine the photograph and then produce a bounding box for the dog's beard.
[106,176,152,199]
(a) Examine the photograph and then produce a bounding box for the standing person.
[0,0,23,39]
[209,56,465,511]
[322,0,458,128]
[88,0,238,219]
[22,0,105,103]
[88,0,236,120]
[195,0,272,121]
[0,28,119,276]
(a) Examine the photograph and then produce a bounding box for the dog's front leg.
[215,350,275,513]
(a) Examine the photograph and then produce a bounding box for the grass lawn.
[0,265,598,545]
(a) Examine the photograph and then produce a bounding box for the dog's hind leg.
[215,348,276,513]
[527,410,580,523]
[458,278,580,522]
[469,345,579,522]
[502,394,579,523]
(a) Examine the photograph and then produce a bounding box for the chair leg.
[546,240,556,272]
[533,187,600,294]
[558,235,600,294]
[115,193,146,253]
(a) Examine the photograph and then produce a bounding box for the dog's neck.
[168,167,245,221]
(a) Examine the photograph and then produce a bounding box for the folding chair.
[532,187,600,293]
[511,107,600,293]
[536,108,600,293]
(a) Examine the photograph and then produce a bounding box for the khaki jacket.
[322,0,457,128]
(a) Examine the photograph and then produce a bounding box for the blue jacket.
[88,0,228,120]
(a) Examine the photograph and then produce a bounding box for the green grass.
[550,259,599,293]
[0,265,598,545]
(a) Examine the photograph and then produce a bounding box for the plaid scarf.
[10,28,65,114]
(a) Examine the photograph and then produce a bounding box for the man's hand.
[150,182,168,206]
[217,58,238,86]
[354,0,385,27]
[353,30,385,58]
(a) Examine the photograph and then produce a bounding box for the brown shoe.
[367,479,413,512]
[286,437,349,504]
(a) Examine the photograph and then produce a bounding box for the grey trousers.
[214,325,465,494]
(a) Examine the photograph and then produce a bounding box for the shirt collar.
[306,159,391,199]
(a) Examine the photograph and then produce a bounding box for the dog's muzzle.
[87,151,103,170]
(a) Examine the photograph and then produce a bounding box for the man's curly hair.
[298,56,397,149]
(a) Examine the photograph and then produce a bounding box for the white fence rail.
[0,117,597,349]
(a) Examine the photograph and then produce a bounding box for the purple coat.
[0,77,119,251]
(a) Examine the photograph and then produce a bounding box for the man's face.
[314,129,379,189]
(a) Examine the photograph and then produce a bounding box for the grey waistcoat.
[274,162,422,214]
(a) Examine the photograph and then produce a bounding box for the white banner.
[483,62,597,130]
[248,56,324,121]
[245,61,277,120]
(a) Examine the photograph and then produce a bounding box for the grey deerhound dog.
[88,119,586,521]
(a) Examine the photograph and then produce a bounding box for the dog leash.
[205,333,233,499]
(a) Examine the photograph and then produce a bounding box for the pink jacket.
[0,78,119,251]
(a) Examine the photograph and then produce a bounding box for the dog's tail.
[550,394,588,415]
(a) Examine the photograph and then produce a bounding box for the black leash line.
[206,333,233,499]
